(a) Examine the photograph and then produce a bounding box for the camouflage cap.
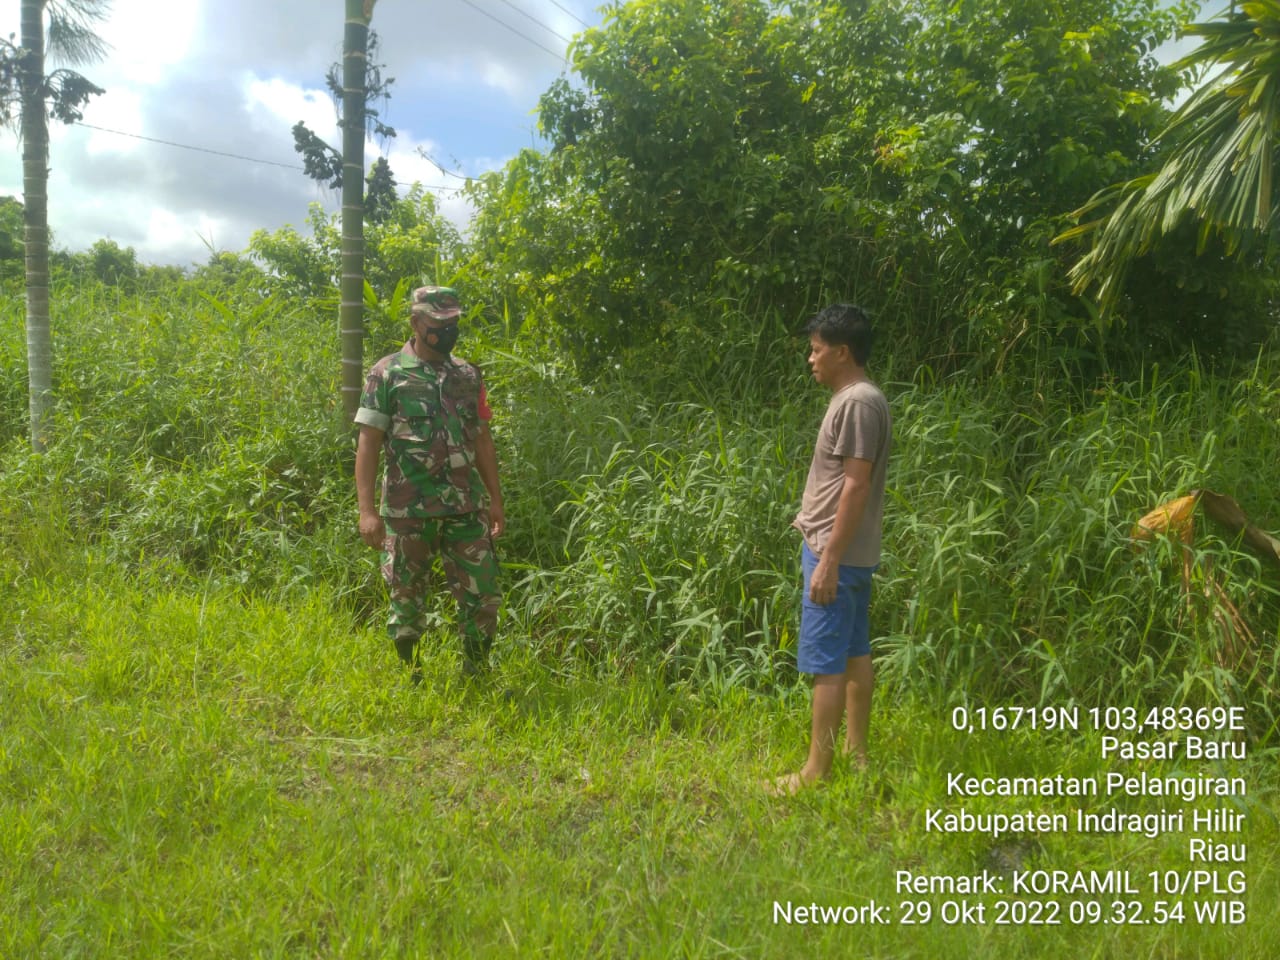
[411,285,462,320]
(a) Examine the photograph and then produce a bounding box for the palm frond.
[45,0,112,67]
[1060,4,1280,315]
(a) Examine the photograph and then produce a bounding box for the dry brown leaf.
[1132,494,1199,545]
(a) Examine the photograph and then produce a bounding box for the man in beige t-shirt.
[772,304,891,795]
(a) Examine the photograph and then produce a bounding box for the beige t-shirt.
[792,380,891,567]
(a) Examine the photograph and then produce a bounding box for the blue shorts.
[798,542,875,675]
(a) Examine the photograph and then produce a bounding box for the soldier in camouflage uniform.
[354,286,505,680]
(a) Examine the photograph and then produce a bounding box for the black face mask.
[425,323,460,356]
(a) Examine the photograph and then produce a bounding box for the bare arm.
[355,425,386,548]
[809,456,873,605]
[474,423,505,538]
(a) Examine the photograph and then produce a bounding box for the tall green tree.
[1,0,108,451]
[1063,2,1280,323]
[471,0,1201,373]
[248,187,462,302]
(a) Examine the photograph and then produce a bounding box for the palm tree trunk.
[339,0,375,421]
[20,0,52,452]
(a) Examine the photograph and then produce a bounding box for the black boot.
[394,636,423,686]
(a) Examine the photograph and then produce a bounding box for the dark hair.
[805,303,874,366]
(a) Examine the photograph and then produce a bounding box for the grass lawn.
[2,562,1275,959]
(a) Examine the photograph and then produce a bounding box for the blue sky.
[0,0,604,266]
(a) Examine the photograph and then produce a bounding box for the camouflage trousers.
[381,513,499,668]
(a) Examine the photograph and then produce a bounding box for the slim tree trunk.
[339,0,375,421]
[20,0,52,452]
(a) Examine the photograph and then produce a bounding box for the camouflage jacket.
[354,341,490,518]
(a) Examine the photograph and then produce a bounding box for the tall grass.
[490,346,1280,735]
[2,277,1278,734]
[892,363,1280,720]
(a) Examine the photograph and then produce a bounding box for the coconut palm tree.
[8,0,109,451]
[1061,2,1280,316]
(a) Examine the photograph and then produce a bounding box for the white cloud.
[94,0,199,84]
[80,88,145,156]
[141,206,227,261]
[0,0,598,265]
[476,58,550,100]
[243,76,338,140]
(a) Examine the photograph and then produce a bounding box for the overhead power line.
[543,0,591,30]
[418,147,475,182]
[69,121,467,193]
[74,121,305,170]
[451,0,566,61]
[491,0,573,44]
